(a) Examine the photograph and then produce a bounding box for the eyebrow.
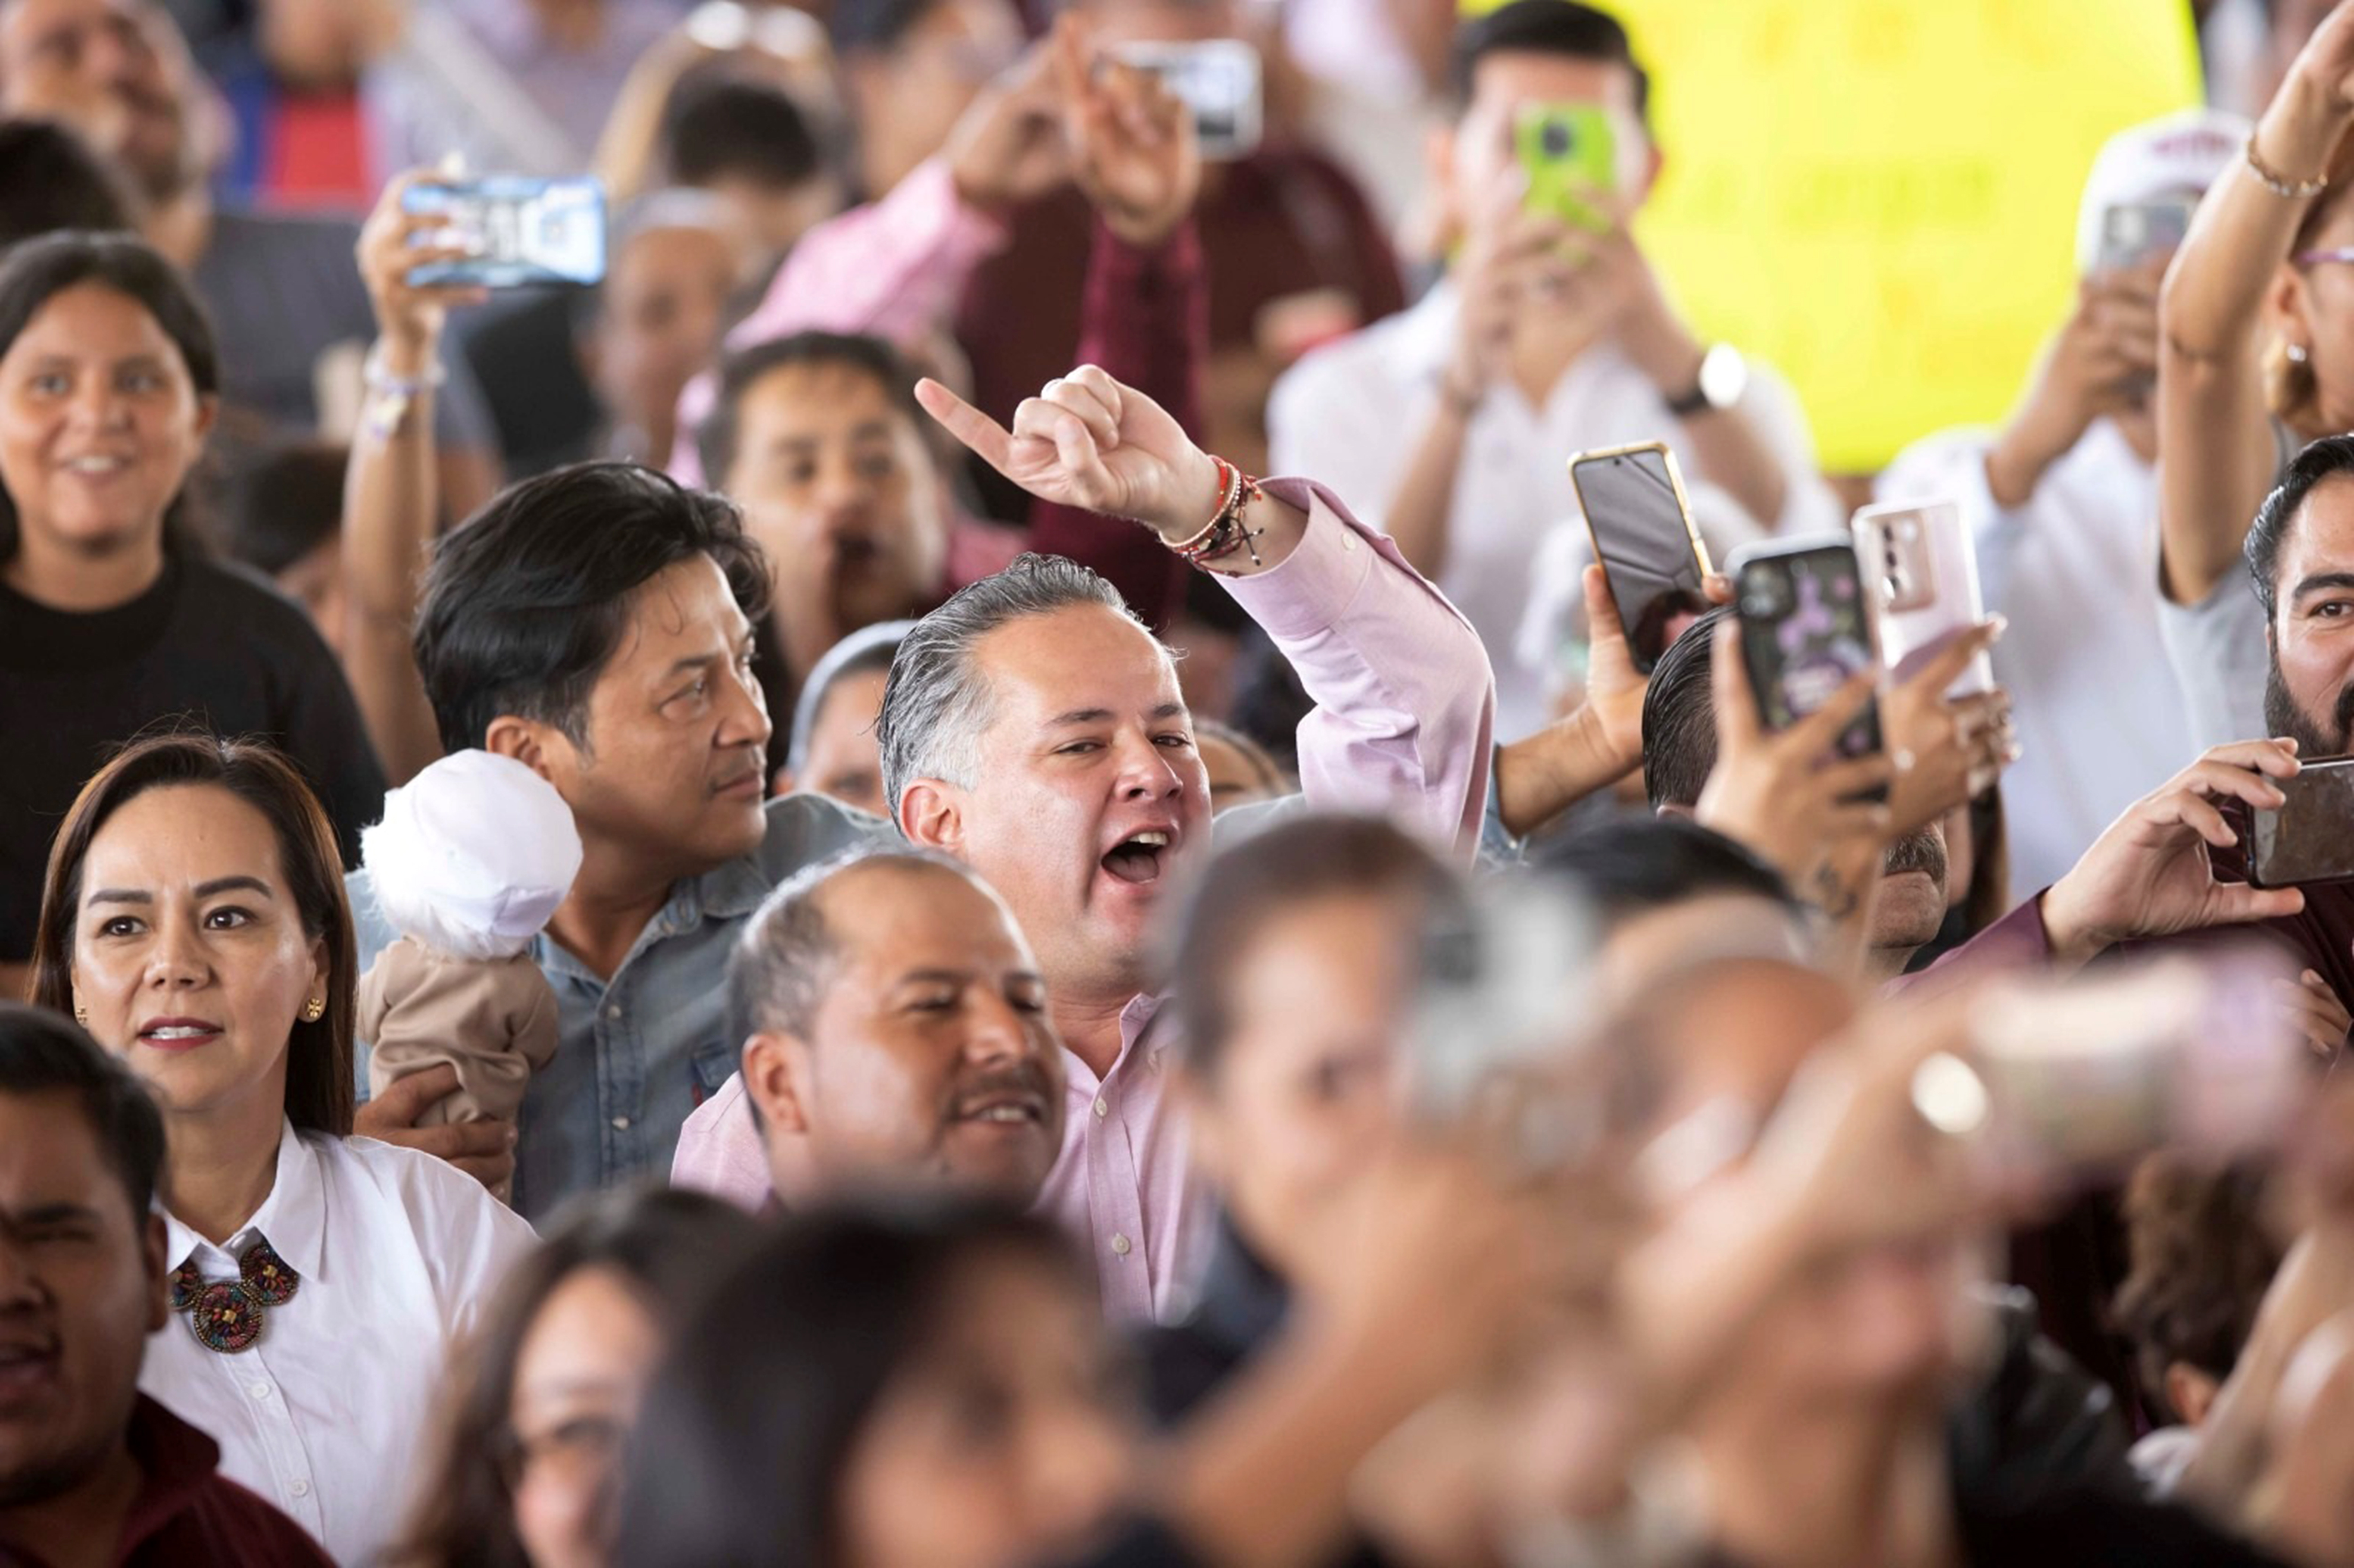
[6,1201,104,1227]
[84,875,273,908]
[2294,571,2354,603]
[1045,703,1187,728]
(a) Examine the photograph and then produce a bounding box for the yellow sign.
[1466,0,2204,472]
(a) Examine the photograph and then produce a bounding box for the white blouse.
[140,1121,539,1564]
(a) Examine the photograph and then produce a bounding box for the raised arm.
[2159,8,2354,603]
[343,172,488,784]
[1024,19,1204,630]
[666,42,1068,481]
[919,364,1496,857]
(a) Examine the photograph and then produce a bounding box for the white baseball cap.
[2075,107,2251,273]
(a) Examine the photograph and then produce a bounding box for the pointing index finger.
[916,378,1016,474]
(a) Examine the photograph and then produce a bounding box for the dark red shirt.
[0,1396,334,1568]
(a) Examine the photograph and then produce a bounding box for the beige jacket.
[358,937,559,1126]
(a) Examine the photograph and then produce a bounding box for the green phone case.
[1516,103,1617,232]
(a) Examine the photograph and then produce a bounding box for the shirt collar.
[534,850,773,984]
[161,1120,325,1284]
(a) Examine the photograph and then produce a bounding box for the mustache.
[947,1064,1055,1118]
[1883,828,1949,882]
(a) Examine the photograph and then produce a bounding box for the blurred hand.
[946,42,1069,216]
[1694,617,1895,914]
[2278,969,2353,1062]
[2290,0,2354,112]
[1879,620,2013,836]
[1986,265,2161,508]
[2041,740,2309,968]
[1446,179,1581,400]
[917,362,1219,538]
[356,170,490,358]
[1054,16,1200,248]
[353,1064,518,1194]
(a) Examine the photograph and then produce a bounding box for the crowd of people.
[9,0,2354,1564]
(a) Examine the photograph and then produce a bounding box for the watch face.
[1699,344,1747,409]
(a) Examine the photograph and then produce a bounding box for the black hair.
[2247,434,2354,620]
[698,330,922,488]
[0,1004,166,1219]
[221,440,346,577]
[612,1202,1088,1568]
[829,0,950,55]
[1536,814,1799,925]
[0,231,218,564]
[1164,813,1465,1082]
[1640,606,1729,810]
[662,74,825,193]
[389,1186,767,1568]
[1448,0,1652,125]
[411,461,772,754]
[0,120,139,248]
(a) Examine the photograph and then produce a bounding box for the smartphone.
[1729,535,1885,771]
[2251,757,2354,888]
[1568,441,1713,674]
[2096,198,2194,274]
[402,176,607,289]
[1852,499,1994,698]
[1407,877,1600,1168]
[1962,950,2300,1181]
[1516,102,1616,231]
[1112,40,1262,161]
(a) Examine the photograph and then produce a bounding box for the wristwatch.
[1665,342,1747,418]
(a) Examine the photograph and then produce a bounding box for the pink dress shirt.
[671,480,1496,1320]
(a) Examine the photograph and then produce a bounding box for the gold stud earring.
[73,1004,88,1029]
[301,996,325,1023]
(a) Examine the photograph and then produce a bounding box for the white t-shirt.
[141,1122,539,1564]
[1876,419,2198,894]
[2156,567,2270,753]
[1268,280,1839,740]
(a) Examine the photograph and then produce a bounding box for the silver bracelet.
[2244,134,2330,199]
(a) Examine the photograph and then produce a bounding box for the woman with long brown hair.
[30,732,536,1566]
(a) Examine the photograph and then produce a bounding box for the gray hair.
[875,553,1143,820]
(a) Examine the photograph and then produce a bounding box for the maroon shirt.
[1,1397,334,1568]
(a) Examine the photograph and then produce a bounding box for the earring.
[73,1004,88,1029]
[2289,341,2313,364]
[301,996,325,1023]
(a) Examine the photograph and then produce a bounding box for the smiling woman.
[25,733,538,1566]
[0,232,385,982]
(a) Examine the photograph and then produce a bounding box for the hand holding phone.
[2253,758,2354,888]
[1728,534,1885,767]
[401,175,607,289]
[1516,102,1617,232]
[2095,198,2194,275]
[1568,442,1713,674]
[1853,499,1994,697]
[1110,40,1261,161]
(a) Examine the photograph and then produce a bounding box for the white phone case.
[1852,499,1993,698]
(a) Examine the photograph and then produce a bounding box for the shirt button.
[1111,1233,1132,1257]
[1092,1096,1108,1119]
[290,1478,311,1499]
[605,1004,624,1021]
[611,1115,632,1131]
[1342,532,1359,552]
[248,1383,271,1401]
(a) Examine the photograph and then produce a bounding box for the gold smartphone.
[1568,440,1714,673]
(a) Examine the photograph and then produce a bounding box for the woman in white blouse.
[30,732,539,1566]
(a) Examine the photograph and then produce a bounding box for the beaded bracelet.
[1168,456,1266,574]
[2245,134,2330,200]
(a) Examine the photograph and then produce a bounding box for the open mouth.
[951,1093,1047,1126]
[62,455,133,478]
[1100,828,1173,887]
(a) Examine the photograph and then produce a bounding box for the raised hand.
[2292,0,2354,112]
[917,363,1221,538]
[1054,15,1201,248]
[1987,265,2162,507]
[1694,617,1895,910]
[1880,619,2013,836]
[355,169,491,357]
[1576,563,1649,773]
[2041,739,2310,969]
[945,41,1070,216]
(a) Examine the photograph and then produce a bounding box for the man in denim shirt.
[347,463,877,1219]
